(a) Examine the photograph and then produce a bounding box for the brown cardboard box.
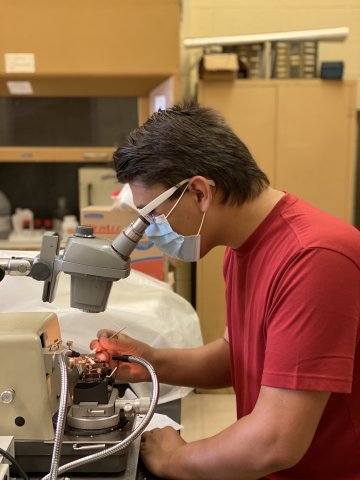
[80,205,167,281]
[199,54,239,81]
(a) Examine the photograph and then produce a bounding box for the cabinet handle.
[73,443,106,451]
[87,183,93,206]
[82,152,109,160]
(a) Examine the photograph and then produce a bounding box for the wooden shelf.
[0,147,115,162]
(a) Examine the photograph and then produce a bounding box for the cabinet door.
[197,81,276,345]
[276,80,357,222]
[196,246,227,345]
[0,0,179,77]
[198,81,277,184]
[196,80,357,347]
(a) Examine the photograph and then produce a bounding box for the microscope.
[0,216,158,476]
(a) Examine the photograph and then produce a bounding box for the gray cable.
[42,354,159,480]
[46,350,69,480]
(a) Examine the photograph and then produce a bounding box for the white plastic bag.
[113,183,137,211]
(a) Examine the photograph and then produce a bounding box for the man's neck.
[214,188,285,249]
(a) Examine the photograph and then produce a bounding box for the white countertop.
[0,232,65,251]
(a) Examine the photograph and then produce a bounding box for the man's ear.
[187,176,214,212]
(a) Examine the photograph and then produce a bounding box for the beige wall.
[180,0,360,106]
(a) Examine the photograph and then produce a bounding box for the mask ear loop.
[139,178,190,218]
[196,179,215,234]
[197,211,206,235]
[166,184,189,219]
[167,184,206,236]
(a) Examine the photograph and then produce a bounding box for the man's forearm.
[155,387,330,480]
[151,338,232,389]
[167,416,282,480]
[141,414,286,480]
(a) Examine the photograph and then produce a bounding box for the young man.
[91,104,360,479]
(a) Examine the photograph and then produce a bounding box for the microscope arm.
[0,257,33,277]
[0,232,63,303]
[0,216,149,313]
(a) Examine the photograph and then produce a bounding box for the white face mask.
[138,178,214,262]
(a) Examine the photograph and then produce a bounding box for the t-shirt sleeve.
[262,248,360,393]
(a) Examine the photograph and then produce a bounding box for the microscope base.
[14,417,136,474]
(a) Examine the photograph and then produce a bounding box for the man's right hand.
[89,329,155,382]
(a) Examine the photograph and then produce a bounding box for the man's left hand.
[140,426,187,478]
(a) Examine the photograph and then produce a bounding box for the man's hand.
[140,427,187,479]
[90,333,232,390]
[89,329,155,382]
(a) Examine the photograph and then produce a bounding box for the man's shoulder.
[282,195,360,261]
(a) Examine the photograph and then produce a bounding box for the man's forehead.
[129,181,168,210]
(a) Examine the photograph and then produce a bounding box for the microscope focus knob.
[74,225,95,238]
[30,261,51,281]
[1,389,15,404]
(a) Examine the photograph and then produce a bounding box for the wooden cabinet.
[196,79,357,344]
[199,82,277,185]
[0,0,179,164]
[0,0,180,159]
[0,0,180,96]
[276,81,356,220]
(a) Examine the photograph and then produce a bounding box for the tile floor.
[180,391,237,442]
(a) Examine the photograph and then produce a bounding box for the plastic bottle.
[20,209,34,234]
[53,197,69,234]
[0,190,11,239]
[11,208,34,236]
[11,208,24,233]
[62,215,78,239]
[43,218,53,231]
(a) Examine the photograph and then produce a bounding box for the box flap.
[203,54,239,72]
[81,205,115,213]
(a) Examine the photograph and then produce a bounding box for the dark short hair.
[113,103,269,205]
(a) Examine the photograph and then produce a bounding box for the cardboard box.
[199,53,239,81]
[80,205,167,281]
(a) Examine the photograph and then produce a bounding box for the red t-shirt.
[224,193,360,479]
